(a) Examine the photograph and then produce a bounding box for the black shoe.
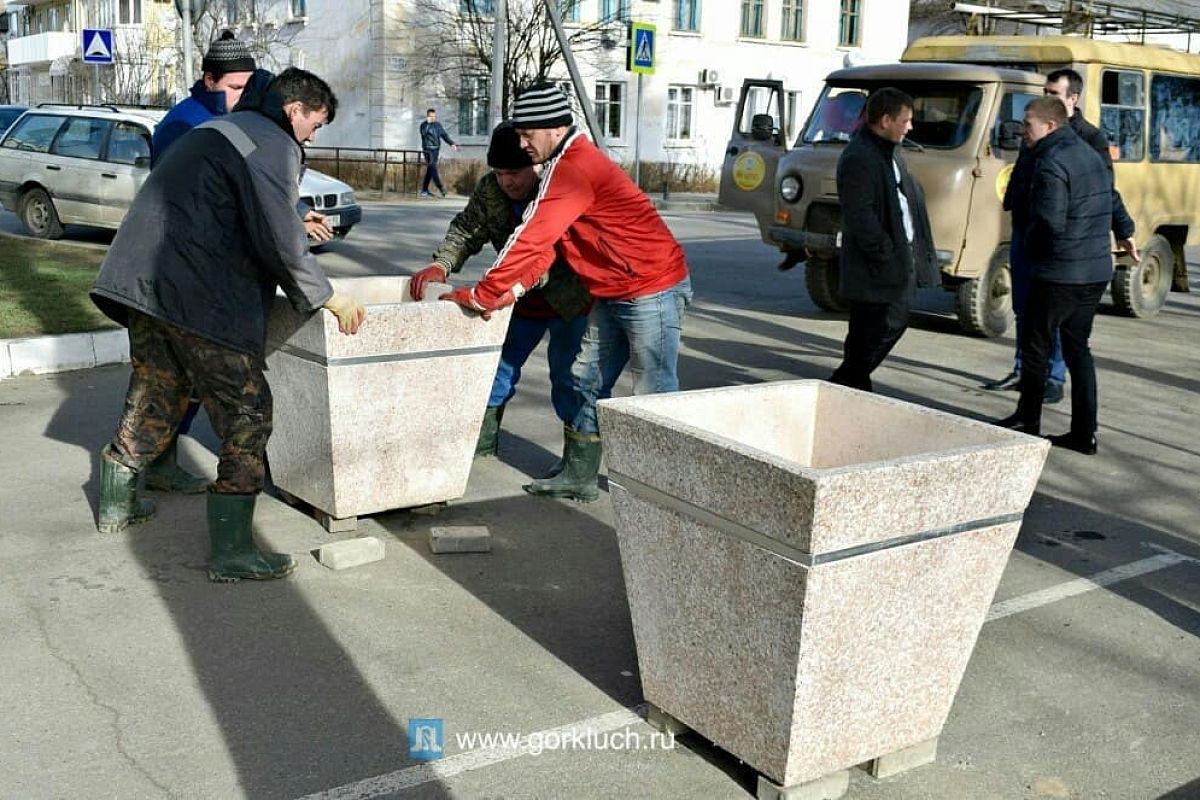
[1046,432,1097,455]
[1043,381,1064,405]
[994,413,1040,435]
[982,370,1021,391]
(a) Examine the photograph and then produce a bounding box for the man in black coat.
[995,96,1116,454]
[91,69,366,581]
[829,87,938,392]
[985,68,1138,398]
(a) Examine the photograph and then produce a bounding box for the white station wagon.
[0,104,361,240]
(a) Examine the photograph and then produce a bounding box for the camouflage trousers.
[108,310,272,494]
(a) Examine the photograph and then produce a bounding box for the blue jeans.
[421,148,444,194]
[489,314,587,423]
[1011,231,1066,386]
[571,276,693,435]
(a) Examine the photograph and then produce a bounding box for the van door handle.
[102,173,117,179]
[45,165,60,171]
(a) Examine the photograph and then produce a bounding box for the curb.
[651,200,722,212]
[0,329,128,380]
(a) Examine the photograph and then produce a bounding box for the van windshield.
[802,83,985,149]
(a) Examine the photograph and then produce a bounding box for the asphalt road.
[1,201,1198,799]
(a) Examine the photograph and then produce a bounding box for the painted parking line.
[298,547,1196,800]
[986,548,1194,622]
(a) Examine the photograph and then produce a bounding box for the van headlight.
[779,175,802,203]
[338,191,355,206]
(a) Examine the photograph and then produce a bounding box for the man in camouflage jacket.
[410,122,591,463]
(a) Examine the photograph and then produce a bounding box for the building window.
[560,0,580,23]
[599,0,629,22]
[459,0,495,16]
[595,82,623,138]
[740,0,764,38]
[781,0,803,41]
[290,0,306,18]
[458,74,490,137]
[838,0,861,47]
[673,0,701,32]
[118,0,142,24]
[666,86,694,139]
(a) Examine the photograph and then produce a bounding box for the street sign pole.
[634,72,643,187]
[490,0,506,129]
[627,21,655,189]
[181,0,194,91]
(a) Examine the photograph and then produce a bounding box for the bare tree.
[100,21,176,104]
[908,0,969,40]
[408,0,625,125]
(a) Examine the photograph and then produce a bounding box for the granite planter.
[597,380,1049,797]
[264,276,511,530]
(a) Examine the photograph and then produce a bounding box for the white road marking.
[298,547,1196,799]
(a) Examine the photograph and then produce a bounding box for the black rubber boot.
[144,439,209,494]
[207,493,296,583]
[523,425,601,502]
[474,404,505,458]
[97,446,156,534]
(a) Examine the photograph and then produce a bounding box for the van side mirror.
[134,155,150,168]
[751,113,775,142]
[997,119,1024,150]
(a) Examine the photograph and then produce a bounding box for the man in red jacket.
[441,82,692,502]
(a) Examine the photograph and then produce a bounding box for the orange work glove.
[409,264,449,300]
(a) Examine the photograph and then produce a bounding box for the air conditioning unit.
[699,68,720,87]
[714,85,736,105]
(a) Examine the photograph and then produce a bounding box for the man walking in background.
[419,108,459,198]
[829,87,938,392]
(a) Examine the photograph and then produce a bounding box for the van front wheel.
[956,246,1013,338]
[1112,234,1172,318]
[804,257,848,313]
[19,187,64,240]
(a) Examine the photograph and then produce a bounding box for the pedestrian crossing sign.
[628,22,656,75]
[82,29,114,65]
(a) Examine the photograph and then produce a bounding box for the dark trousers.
[109,311,273,494]
[421,148,444,193]
[1010,230,1066,385]
[1016,280,1106,435]
[829,276,913,392]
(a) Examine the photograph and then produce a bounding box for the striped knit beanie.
[202,31,256,75]
[511,82,573,129]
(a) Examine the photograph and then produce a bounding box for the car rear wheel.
[1111,233,1172,318]
[956,246,1013,337]
[19,187,64,240]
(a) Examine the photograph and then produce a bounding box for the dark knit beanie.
[487,123,533,169]
[510,82,573,129]
[202,31,256,76]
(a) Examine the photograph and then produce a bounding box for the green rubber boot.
[97,446,156,534]
[523,425,601,502]
[144,439,209,494]
[207,493,296,583]
[474,404,505,458]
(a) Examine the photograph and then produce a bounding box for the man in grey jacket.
[91,68,365,582]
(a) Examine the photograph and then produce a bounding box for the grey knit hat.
[511,82,573,129]
[202,31,256,75]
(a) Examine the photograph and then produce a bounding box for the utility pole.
[181,0,195,91]
[542,0,606,152]
[490,0,506,128]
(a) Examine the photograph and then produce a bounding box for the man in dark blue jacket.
[995,96,1121,454]
[91,69,365,581]
[419,108,459,198]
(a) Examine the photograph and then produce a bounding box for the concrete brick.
[756,771,849,800]
[864,736,938,779]
[429,526,491,554]
[0,343,11,379]
[92,330,130,367]
[8,333,95,376]
[317,536,385,570]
